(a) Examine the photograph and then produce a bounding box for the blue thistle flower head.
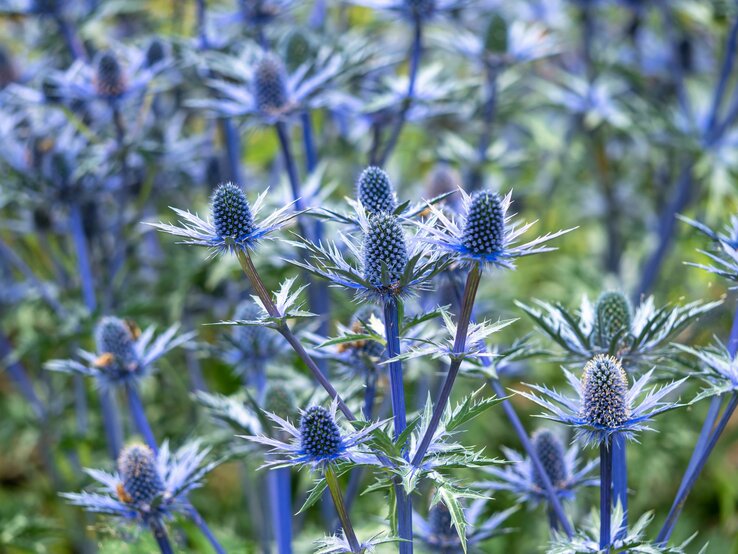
[300,405,343,462]
[363,213,408,292]
[531,429,568,490]
[95,52,127,99]
[462,191,505,256]
[117,444,164,506]
[254,54,289,114]
[427,502,457,546]
[95,316,140,374]
[357,166,396,214]
[593,291,632,348]
[581,355,630,429]
[484,14,508,54]
[145,39,167,68]
[212,183,255,241]
[404,0,436,19]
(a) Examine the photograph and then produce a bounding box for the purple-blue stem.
[704,16,738,137]
[268,469,293,554]
[149,518,175,554]
[68,203,97,313]
[612,434,627,540]
[195,0,210,50]
[600,438,613,551]
[468,66,499,191]
[53,14,88,62]
[99,387,123,460]
[0,333,45,419]
[125,384,226,553]
[301,112,318,174]
[325,466,362,552]
[411,263,481,466]
[375,19,423,166]
[656,302,738,544]
[221,118,244,184]
[382,299,413,553]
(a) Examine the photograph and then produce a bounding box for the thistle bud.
[211,183,254,241]
[95,316,139,373]
[484,14,508,54]
[254,54,288,113]
[300,406,342,459]
[118,444,164,505]
[285,30,311,72]
[531,429,567,490]
[581,355,630,429]
[428,502,457,544]
[145,39,167,68]
[593,291,632,348]
[357,166,396,214]
[95,52,127,99]
[462,191,505,255]
[363,214,408,290]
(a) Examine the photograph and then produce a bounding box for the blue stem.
[0,334,45,419]
[705,17,738,135]
[612,434,627,539]
[195,0,210,50]
[469,66,499,191]
[221,118,243,184]
[268,469,293,554]
[343,371,378,514]
[600,438,613,551]
[126,383,158,452]
[99,387,123,460]
[149,519,175,554]
[54,14,88,61]
[68,203,97,313]
[676,395,722,501]
[376,19,423,166]
[300,111,317,174]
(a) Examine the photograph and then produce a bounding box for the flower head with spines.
[242,400,385,470]
[674,341,738,400]
[95,52,127,99]
[679,215,738,284]
[516,293,720,364]
[149,182,299,257]
[518,354,686,446]
[291,202,449,303]
[254,54,289,113]
[63,440,217,526]
[357,166,397,214]
[46,317,192,388]
[417,187,573,269]
[479,429,597,505]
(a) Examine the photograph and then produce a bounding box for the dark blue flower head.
[357,166,396,214]
[31,0,60,14]
[531,429,567,490]
[484,14,508,54]
[404,0,436,19]
[232,301,272,356]
[95,317,140,374]
[427,502,457,545]
[284,30,312,72]
[95,52,127,99]
[41,75,63,103]
[582,355,630,429]
[462,191,505,256]
[117,444,163,506]
[593,291,632,348]
[145,39,167,68]
[0,46,16,89]
[363,213,408,290]
[212,183,255,242]
[347,306,386,361]
[300,406,344,461]
[254,54,289,113]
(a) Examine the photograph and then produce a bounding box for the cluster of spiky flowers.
[357,166,397,214]
[46,316,191,387]
[63,440,216,526]
[150,182,298,256]
[519,354,685,446]
[517,290,720,363]
[480,429,598,505]
[417,188,573,269]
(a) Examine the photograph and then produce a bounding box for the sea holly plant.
[63,441,220,554]
[519,354,686,549]
[516,290,720,364]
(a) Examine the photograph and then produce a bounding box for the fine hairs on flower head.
[117,444,164,505]
[95,52,127,98]
[254,54,289,113]
[357,166,396,214]
[593,291,632,348]
[95,316,139,373]
[300,405,343,461]
[462,190,505,256]
[363,213,408,289]
[531,429,567,490]
[212,183,255,241]
[581,355,630,429]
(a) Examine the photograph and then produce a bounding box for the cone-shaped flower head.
[95,52,127,98]
[254,54,289,113]
[484,14,508,54]
[593,291,632,348]
[581,355,630,429]
[404,0,436,19]
[212,183,255,242]
[462,191,505,256]
[531,429,567,490]
[428,502,456,543]
[363,213,408,290]
[145,39,166,68]
[285,30,312,72]
[357,166,396,214]
[300,405,343,461]
[95,317,140,373]
[117,444,164,505]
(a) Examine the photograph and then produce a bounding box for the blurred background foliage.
[1,0,738,552]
